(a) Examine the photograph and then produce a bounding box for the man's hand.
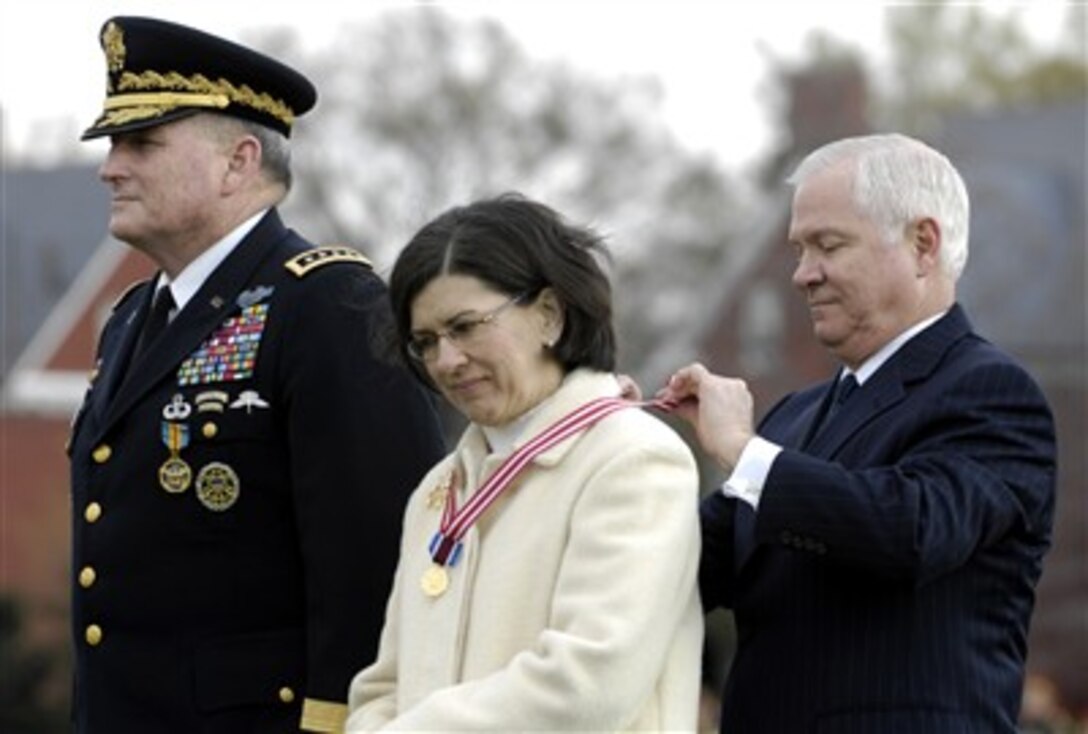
[656,362,755,472]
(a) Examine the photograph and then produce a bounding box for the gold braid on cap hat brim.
[100,69,296,129]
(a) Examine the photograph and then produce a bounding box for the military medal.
[420,564,449,597]
[195,462,241,512]
[158,455,193,493]
[420,396,666,600]
[421,468,462,598]
[159,419,192,493]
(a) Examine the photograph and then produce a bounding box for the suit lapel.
[737,305,974,574]
[100,211,289,436]
[799,375,844,450]
[804,305,974,458]
[805,377,905,456]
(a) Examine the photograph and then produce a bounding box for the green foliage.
[877,1,1087,133]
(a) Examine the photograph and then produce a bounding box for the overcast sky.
[0,1,1072,170]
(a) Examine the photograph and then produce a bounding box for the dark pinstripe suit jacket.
[700,305,1056,733]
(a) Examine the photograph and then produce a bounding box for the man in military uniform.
[69,16,446,733]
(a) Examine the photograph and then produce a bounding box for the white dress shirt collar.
[848,309,947,385]
[155,209,268,312]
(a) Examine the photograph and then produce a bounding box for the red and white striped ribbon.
[431,396,674,565]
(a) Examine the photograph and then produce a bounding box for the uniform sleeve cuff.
[301,698,348,732]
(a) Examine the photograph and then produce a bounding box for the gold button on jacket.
[84,502,103,523]
[85,624,103,646]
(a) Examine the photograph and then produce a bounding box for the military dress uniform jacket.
[68,209,446,734]
[347,370,705,732]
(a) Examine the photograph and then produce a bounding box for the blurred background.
[1,2,1084,731]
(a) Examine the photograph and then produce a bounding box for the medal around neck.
[421,467,462,598]
[419,396,663,600]
[420,565,449,597]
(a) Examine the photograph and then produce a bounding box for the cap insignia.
[102,21,126,74]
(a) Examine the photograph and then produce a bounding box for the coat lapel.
[804,305,974,458]
[72,282,153,446]
[737,306,974,574]
[99,211,289,436]
[451,371,621,500]
[798,376,843,450]
[97,283,155,407]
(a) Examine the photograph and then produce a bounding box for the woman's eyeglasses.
[407,293,528,363]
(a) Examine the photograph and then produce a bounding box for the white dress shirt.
[151,209,268,318]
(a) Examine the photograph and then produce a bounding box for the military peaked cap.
[82,16,317,140]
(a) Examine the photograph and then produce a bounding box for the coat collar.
[453,369,622,485]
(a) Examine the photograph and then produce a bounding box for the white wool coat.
[346,370,703,732]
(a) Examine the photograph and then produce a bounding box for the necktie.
[834,373,859,408]
[133,286,176,357]
[820,373,858,431]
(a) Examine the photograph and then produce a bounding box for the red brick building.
[2,237,154,643]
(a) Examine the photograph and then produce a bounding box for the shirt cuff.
[720,436,782,510]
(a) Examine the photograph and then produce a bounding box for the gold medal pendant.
[158,456,192,493]
[420,564,449,598]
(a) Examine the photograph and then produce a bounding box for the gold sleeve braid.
[301,697,348,732]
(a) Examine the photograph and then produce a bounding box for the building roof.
[1,165,109,376]
[939,100,1087,359]
[1,164,155,416]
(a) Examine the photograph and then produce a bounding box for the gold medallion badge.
[420,564,449,598]
[158,456,192,493]
[195,462,240,512]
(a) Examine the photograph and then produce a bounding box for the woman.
[346,193,703,732]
